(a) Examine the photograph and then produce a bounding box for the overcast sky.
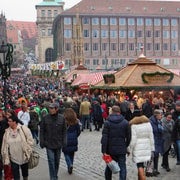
[1,0,81,22]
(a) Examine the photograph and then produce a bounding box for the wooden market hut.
[92,54,180,100]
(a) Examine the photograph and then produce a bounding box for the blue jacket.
[101,113,131,155]
[62,123,81,153]
[149,115,164,154]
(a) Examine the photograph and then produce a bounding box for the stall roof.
[94,56,180,90]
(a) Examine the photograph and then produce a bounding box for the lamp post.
[0,41,13,111]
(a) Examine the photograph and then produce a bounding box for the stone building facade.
[35,0,64,63]
[52,0,180,72]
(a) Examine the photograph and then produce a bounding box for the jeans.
[105,154,126,180]
[81,115,91,130]
[46,148,61,180]
[64,152,74,169]
[31,130,39,143]
[176,140,180,163]
[11,161,28,180]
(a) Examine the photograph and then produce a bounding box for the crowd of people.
[0,76,180,180]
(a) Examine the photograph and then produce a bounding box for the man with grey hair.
[101,105,131,180]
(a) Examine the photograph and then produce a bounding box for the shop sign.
[79,83,89,89]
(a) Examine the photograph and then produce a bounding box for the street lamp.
[0,41,13,111]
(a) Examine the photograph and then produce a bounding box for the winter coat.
[28,111,39,130]
[129,115,154,163]
[1,124,34,165]
[161,117,174,153]
[172,110,180,141]
[62,123,81,153]
[91,101,103,123]
[101,113,131,156]
[40,113,67,149]
[149,115,164,154]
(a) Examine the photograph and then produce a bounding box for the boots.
[23,177,28,180]
[138,167,146,180]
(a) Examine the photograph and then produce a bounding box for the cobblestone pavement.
[34,129,180,180]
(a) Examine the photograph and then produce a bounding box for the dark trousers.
[162,146,171,168]
[105,154,126,180]
[153,153,159,171]
[11,161,28,180]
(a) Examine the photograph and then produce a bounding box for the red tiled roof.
[6,21,37,39]
[6,28,19,44]
[61,0,180,16]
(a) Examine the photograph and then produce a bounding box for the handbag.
[28,150,40,169]
[21,126,40,169]
[102,154,120,174]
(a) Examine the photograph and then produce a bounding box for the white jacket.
[129,115,154,163]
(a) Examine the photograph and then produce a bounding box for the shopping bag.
[28,150,40,169]
[102,154,120,174]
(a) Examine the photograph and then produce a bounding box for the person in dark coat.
[62,108,81,174]
[91,100,103,131]
[142,98,153,118]
[101,105,131,180]
[40,102,67,180]
[125,102,140,121]
[149,109,164,176]
[172,100,180,165]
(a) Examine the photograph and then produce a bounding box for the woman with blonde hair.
[1,113,33,180]
[62,108,81,174]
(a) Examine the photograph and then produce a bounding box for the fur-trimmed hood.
[129,115,149,125]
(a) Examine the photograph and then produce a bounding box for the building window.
[146,43,151,50]
[64,29,72,38]
[83,30,89,38]
[102,43,108,51]
[120,43,125,50]
[41,10,45,17]
[155,59,161,64]
[93,43,98,51]
[101,18,108,25]
[83,17,90,24]
[155,30,160,37]
[64,17,71,25]
[146,30,151,37]
[163,30,169,39]
[101,30,108,38]
[154,43,160,51]
[163,43,168,51]
[120,59,126,65]
[92,30,99,38]
[54,10,58,17]
[119,30,126,38]
[171,30,178,38]
[171,43,177,51]
[48,29,52,36]
[110,18,117,25]
[154,18,161,26]
[85,59,90,65]
[163,59,170,65]
[163,19,169,26]
[102,58,108,65]
[65,43,71,51]
[171,19,177,26]
[48,10,52,17]
[128,18,135,25]
[137,30,143,37]
[93,59,99,65]
[129,43,135,50]
[137,18,143,26]
[111,43,116,50]
[41,29,46,36]
[172,59,178,65]
[119,18,126,25]
[92,18,99,25]
[110,30,117,38]
[45,48,54,62]
[84,43,89,51]
[128,30,135,38]
[145,18,152,26]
